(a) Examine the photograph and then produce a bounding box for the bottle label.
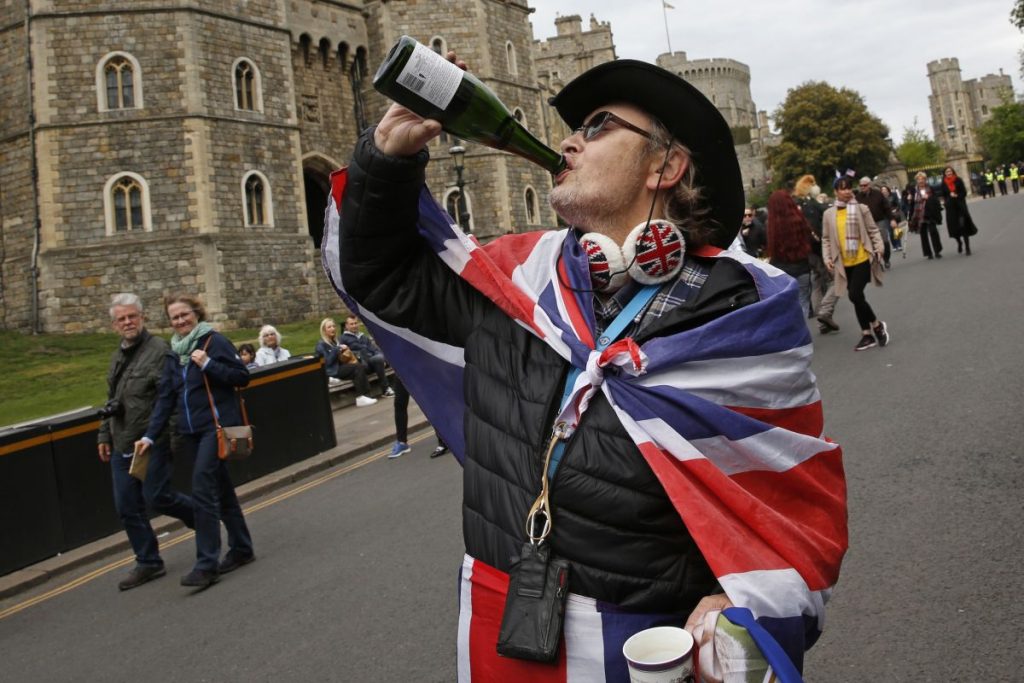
[395,42,462,110]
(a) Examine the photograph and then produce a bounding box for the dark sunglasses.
[574,111,658,144]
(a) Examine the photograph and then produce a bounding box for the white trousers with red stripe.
[456,554,682,683]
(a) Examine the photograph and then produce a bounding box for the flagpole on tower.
[662,1,674,54]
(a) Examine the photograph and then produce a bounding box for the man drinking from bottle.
[325,54,847,680]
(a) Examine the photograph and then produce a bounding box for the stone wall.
[7,1,800,332]
[40,234,210,333]
[0,10,31,328]
[928,57,1013,161]
[964,72,1013,127]
[658,53,756,130]
[6,4,320,332]
[366,0,556,240]
[0,140,34,330]
[533,12,616,149]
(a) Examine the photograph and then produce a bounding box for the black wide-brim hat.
[550,60,743,248]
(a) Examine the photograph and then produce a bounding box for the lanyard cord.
[526,283,660,545]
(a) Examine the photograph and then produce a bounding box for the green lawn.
[0,319,331,428]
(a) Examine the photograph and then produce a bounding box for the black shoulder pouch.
[496,541,571,663]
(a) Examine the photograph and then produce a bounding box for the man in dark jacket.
[739,206,766,257]
[98,293,194,590]
[340,314,394,397]
[335,54,842,677]
[856,177,898,269]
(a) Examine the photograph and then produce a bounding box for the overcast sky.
[530,0,1022,145]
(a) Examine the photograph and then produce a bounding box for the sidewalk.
[0,396,430,600]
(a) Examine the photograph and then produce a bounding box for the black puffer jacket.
[339,129,759,613]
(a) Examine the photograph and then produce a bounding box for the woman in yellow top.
[821,176,890,351]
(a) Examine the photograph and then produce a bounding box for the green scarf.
[170,322,215,365]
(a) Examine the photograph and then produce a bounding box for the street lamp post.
[449,144,470,228]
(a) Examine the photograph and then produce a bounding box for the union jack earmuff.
[579,219,685,293]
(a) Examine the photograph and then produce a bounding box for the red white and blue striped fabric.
[323,168,847,679]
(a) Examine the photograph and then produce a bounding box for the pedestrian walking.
[388,373,448,459]
[793,174,830,319]
[765,189,812,318]
[739,206,766,257]
[135,293,255,590]
[907,171,944,260]
[938,166,978,255]
[329,52,846,676]
[98,293,195,590]
[821,176,890,351]
[856,177,898,269]
[880,185,905,253]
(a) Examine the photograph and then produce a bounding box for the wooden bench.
[327,366,396,409]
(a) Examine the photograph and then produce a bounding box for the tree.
[1012,0,1024,77]
[976,96,1024,164]
[895,121,943,169]
[767,81,890,189]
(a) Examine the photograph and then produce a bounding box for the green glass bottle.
[373,36,566,175]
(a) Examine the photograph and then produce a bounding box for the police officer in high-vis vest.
[1010,163,1020,194]
[996,166,1008,195]
[984,169,995,198]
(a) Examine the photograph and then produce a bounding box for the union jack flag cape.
[323,168,847,681]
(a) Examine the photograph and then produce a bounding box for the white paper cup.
[622,626,695,683]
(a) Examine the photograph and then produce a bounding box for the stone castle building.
[1,2,772,334]
[1,0,556,333]
[532,13,616,146]
[928,57,1013,160]
[655,51,775,192]
[531,16,775,194]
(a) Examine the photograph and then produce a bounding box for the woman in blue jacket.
[136,293,254,589]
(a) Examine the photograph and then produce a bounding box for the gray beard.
[548,184,593,227]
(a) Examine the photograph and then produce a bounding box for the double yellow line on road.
[0,433,431,621]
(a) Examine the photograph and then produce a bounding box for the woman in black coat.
[938,166,978,255]
[908,172,945,260]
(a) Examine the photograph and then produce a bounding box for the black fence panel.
[44,409,121,550]
[226,356,337,483]
[0,423,65,576]
[0,357,337,577]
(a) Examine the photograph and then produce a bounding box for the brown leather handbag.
[202,341,254,460]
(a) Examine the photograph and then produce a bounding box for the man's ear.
[647,147,689,191]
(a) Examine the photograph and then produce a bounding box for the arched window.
[444,188,473,233]
[430,36,447,55]
[513,107,527,129]
[505,42,518,77]
[351,47,369,131]
[103,172,152,235]
[96,52,143,111]
[242,171,274,227]
[524,186,539,225]
[233,58,263,112]
[319,38,331,69]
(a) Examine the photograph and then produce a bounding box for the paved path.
[1,193,1022,681]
